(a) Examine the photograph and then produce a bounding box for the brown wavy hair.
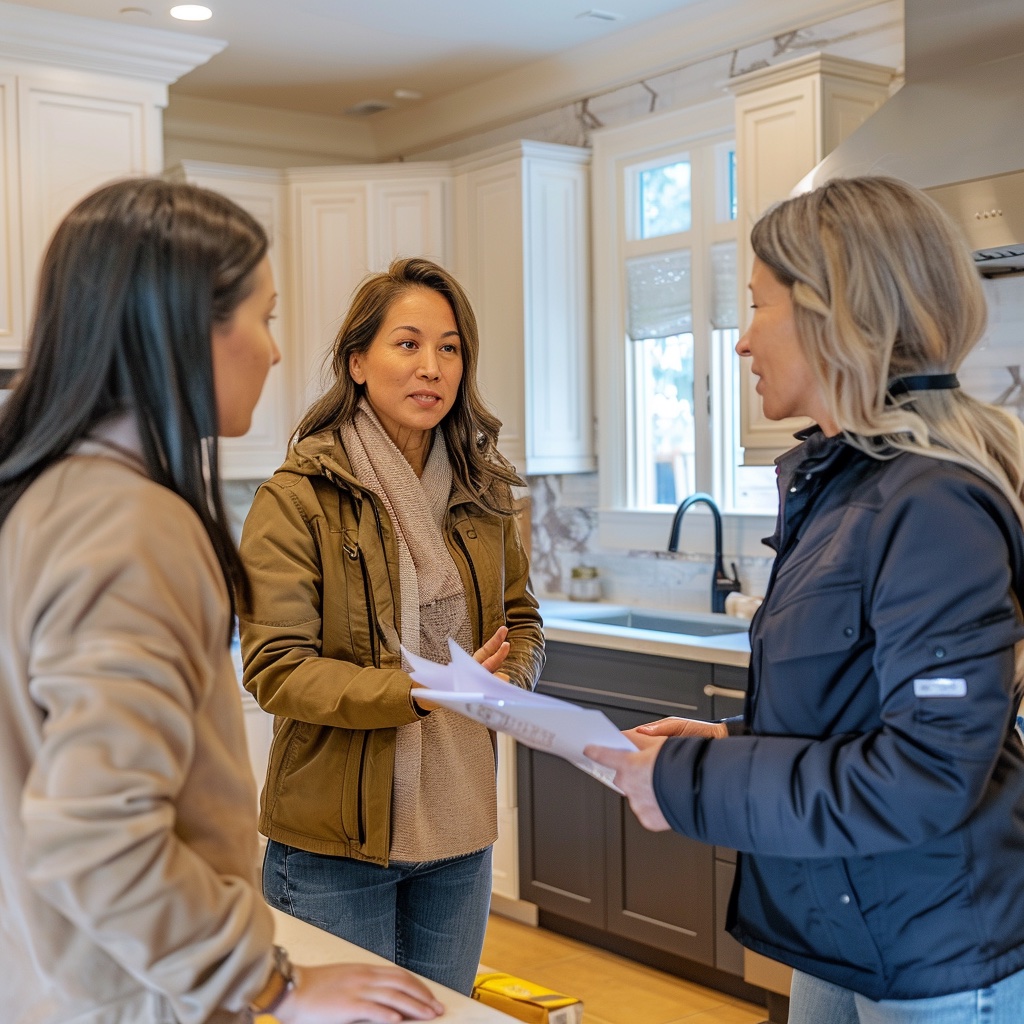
[296,256,523,515]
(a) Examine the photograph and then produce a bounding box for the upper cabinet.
[730,54,895,463]
[453,142,594,476]
[0,6,222,371]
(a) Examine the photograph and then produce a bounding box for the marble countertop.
[539,599,751,668]
[271,906,516,1022]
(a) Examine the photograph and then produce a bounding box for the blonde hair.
[296,256,522,516]
[751,175,1024,526]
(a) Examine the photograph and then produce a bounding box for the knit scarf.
[340,400,495,861]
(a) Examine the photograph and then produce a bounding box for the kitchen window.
[592,98,777,555]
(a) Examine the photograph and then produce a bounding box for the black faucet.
[667,492,742,614]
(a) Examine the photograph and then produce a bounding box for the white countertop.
[539,599,751,668]
[271,906,515,1022]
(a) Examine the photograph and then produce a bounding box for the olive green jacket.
[238,429,545,865]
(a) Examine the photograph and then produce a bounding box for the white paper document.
[403,640,636,791]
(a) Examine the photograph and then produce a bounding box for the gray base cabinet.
[518,641,749,977]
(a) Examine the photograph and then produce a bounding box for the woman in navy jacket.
[587,176,1024,1024]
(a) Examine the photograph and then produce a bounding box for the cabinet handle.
[703,684,746,700]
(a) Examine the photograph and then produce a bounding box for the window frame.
[591,96,777,558]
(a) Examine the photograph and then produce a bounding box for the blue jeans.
[262,839,492,995]
[790,965,1024,1024]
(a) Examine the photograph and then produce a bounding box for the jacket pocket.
[762,583,863,664]
[340,730,368,846]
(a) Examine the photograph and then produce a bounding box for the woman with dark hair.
[0,179,442,1024]
[238,256,545,994]
[586,176,1024,1024]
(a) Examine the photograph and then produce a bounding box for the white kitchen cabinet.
[453,142,594,476]
[288,165,450,409]
[0,6,221,370]
[0,72,21,368]
[169,162,294,480]
[0,69,164,368]
[730,54,894,463]
[492,733,519,900]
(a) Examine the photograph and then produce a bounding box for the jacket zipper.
[453,524,485,648]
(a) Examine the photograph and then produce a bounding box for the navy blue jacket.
[653,430,1024,1000]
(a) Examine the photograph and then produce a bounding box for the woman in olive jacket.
[587,177,1024,1024]
[239,257,544,995]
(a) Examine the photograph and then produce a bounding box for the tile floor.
[481,914,768,1024]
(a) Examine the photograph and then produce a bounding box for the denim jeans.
[790,964,1024,1024]
[263,839,492,995]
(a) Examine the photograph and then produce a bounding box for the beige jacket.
[239,430,545,865]
[0,425,274,1024]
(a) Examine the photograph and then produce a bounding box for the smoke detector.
[344,99,394,117]
[576,9,623,21]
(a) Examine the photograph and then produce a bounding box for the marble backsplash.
[525,472,774,613]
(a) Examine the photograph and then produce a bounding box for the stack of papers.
[404,640,636,791]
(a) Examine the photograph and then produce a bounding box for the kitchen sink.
[543,603,749,637]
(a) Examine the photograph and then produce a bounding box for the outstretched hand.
[276,962,445,1024]
[584,731,672,832]
[633,716,728,739]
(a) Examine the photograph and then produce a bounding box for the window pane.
[639,160,691,238]
[633,333,695,507]
[626,249,691,341]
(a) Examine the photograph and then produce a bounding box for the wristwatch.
[248,945,295,1019]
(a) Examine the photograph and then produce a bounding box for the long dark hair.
[0,177,268,618]
[297,256,523,515]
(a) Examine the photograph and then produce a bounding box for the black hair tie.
[887,373,960,397]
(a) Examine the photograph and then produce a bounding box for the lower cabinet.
[518,641,749,981]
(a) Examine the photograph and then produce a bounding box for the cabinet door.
[522,157,593,474]
[603,705,715,966]
[0,74,22,366]
[291,182,369,409]
[18,77,157,340]
[371,178,448,270]
[517,699,607,928]
[455,160,527,470]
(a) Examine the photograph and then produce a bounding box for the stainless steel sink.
[544,604,749,637]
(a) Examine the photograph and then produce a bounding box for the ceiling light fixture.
[119,6,152,15]
[576,9,623,21]
[170,5,212,20]
[393,89,423,101]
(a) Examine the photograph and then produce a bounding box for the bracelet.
[248,945,295,1018]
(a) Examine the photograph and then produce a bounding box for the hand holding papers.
[404,640,637,791]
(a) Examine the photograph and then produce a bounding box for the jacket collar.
[285,427,479,515]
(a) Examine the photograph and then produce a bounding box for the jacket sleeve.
[653,474,1024,858]
[238,475,424,729]
[20,481,274,1024]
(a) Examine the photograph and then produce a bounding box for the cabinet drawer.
[542,642,712,719]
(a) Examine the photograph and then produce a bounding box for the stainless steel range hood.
[801,0,1024,275]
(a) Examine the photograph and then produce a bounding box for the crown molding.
[164,94,377,163]
[0,1,225,84]
[369,0,882,159]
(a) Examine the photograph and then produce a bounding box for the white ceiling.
[6,0,700,117]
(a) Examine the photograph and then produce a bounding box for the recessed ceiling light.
[393,89,423,101]
[576,9,622,21]
[119,6,152,15]
[170,5,212,20]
